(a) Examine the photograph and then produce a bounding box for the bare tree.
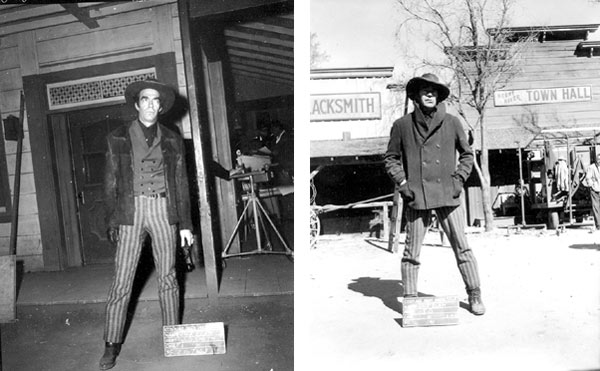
[395,0,537,231]
[311,32,330,69]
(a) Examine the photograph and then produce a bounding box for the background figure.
[553,158,569,200]
[384,73,485,316]
[582,154,600,230]
[100,79,194,370]
[270,120,294,186]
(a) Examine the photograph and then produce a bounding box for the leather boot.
[468,288,486,315]
[99,342,121,370]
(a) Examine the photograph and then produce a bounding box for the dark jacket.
[384,103,473,210]
[271,130,294,173]
[104,120,192,230]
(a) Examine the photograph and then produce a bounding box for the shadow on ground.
[569,244,600,251]
[347,277,405,314]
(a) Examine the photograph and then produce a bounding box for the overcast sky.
[310,0,600,68]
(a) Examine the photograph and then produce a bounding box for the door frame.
[23,53,179,270]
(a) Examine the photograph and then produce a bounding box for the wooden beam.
[0,1,176,38]
[224,28,293,48]
[177,0,220,302]
[232,69,292,86]
[229,62,292,81]
[225,39,293,59]
[200,45,240,261]
[236,20,293,37]
[228,47,292,66]
[188,0,288,18]
[60,4,100,29]
[22,75,64,271]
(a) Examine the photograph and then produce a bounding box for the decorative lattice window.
[46,68,156,110]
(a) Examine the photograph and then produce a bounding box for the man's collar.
[417,104,437,117]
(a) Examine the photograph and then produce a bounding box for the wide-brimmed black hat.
[406,73,450,103]
[125,79,175,114]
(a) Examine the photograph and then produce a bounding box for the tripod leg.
[256,210,273,251]
[223,200,252,257]
[256,199,292,253]
[251,196,263,253]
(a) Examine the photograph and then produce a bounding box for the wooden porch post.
[177,0,219,301]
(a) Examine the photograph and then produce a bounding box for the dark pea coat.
[384,103,473,210]
[104,120,192,230]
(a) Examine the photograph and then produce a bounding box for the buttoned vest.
[129,123,166,196]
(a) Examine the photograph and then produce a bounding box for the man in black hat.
[99,79,194,370]
[384,73,485,316]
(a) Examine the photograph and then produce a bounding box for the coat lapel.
[412,103,446,143]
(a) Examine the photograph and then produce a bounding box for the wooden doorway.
[52,104,135,265]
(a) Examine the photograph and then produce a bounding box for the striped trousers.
[104,196,179,343]
[402,205,481,296]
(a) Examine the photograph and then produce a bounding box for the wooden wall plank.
[0,69,22,92]
[0,35,18,49]
[152,4,174,54]
[17,31,38,75]
[0,90,22,114]
[0,214,40,237]
[0,2,176,38]
[0,4,65,25]
[37,24,153,66]
[38,49,154,75]
[35,8,151,42]
[0,50,20,72]
[6,153,33,175]
[9,174,36,196]
[4,131,31,156]
[0,235,41,256]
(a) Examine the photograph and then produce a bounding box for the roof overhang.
[487,24,600,42]
[310,67,394,80]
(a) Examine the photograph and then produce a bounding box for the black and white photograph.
[308,0,599,370]
[0,0,600,370]
[0,1,294,370]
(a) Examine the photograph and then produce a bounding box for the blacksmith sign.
[310,92,382,121]
[494,86,592,107]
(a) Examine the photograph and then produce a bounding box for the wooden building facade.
[309,67,401,163]
[0,1,293,298]
[309,24,600,227]
[466,24,600,150]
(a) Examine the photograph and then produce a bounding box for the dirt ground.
[2,295,293,371]
[300,227,600,371]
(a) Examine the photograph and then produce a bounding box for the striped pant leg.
[435,205,481,292]
[144,197,179,326]
[402,207,432,296]
[104,201,145,343]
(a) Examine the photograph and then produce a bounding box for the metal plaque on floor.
[402,295,459,327]
[163,322,226,357]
